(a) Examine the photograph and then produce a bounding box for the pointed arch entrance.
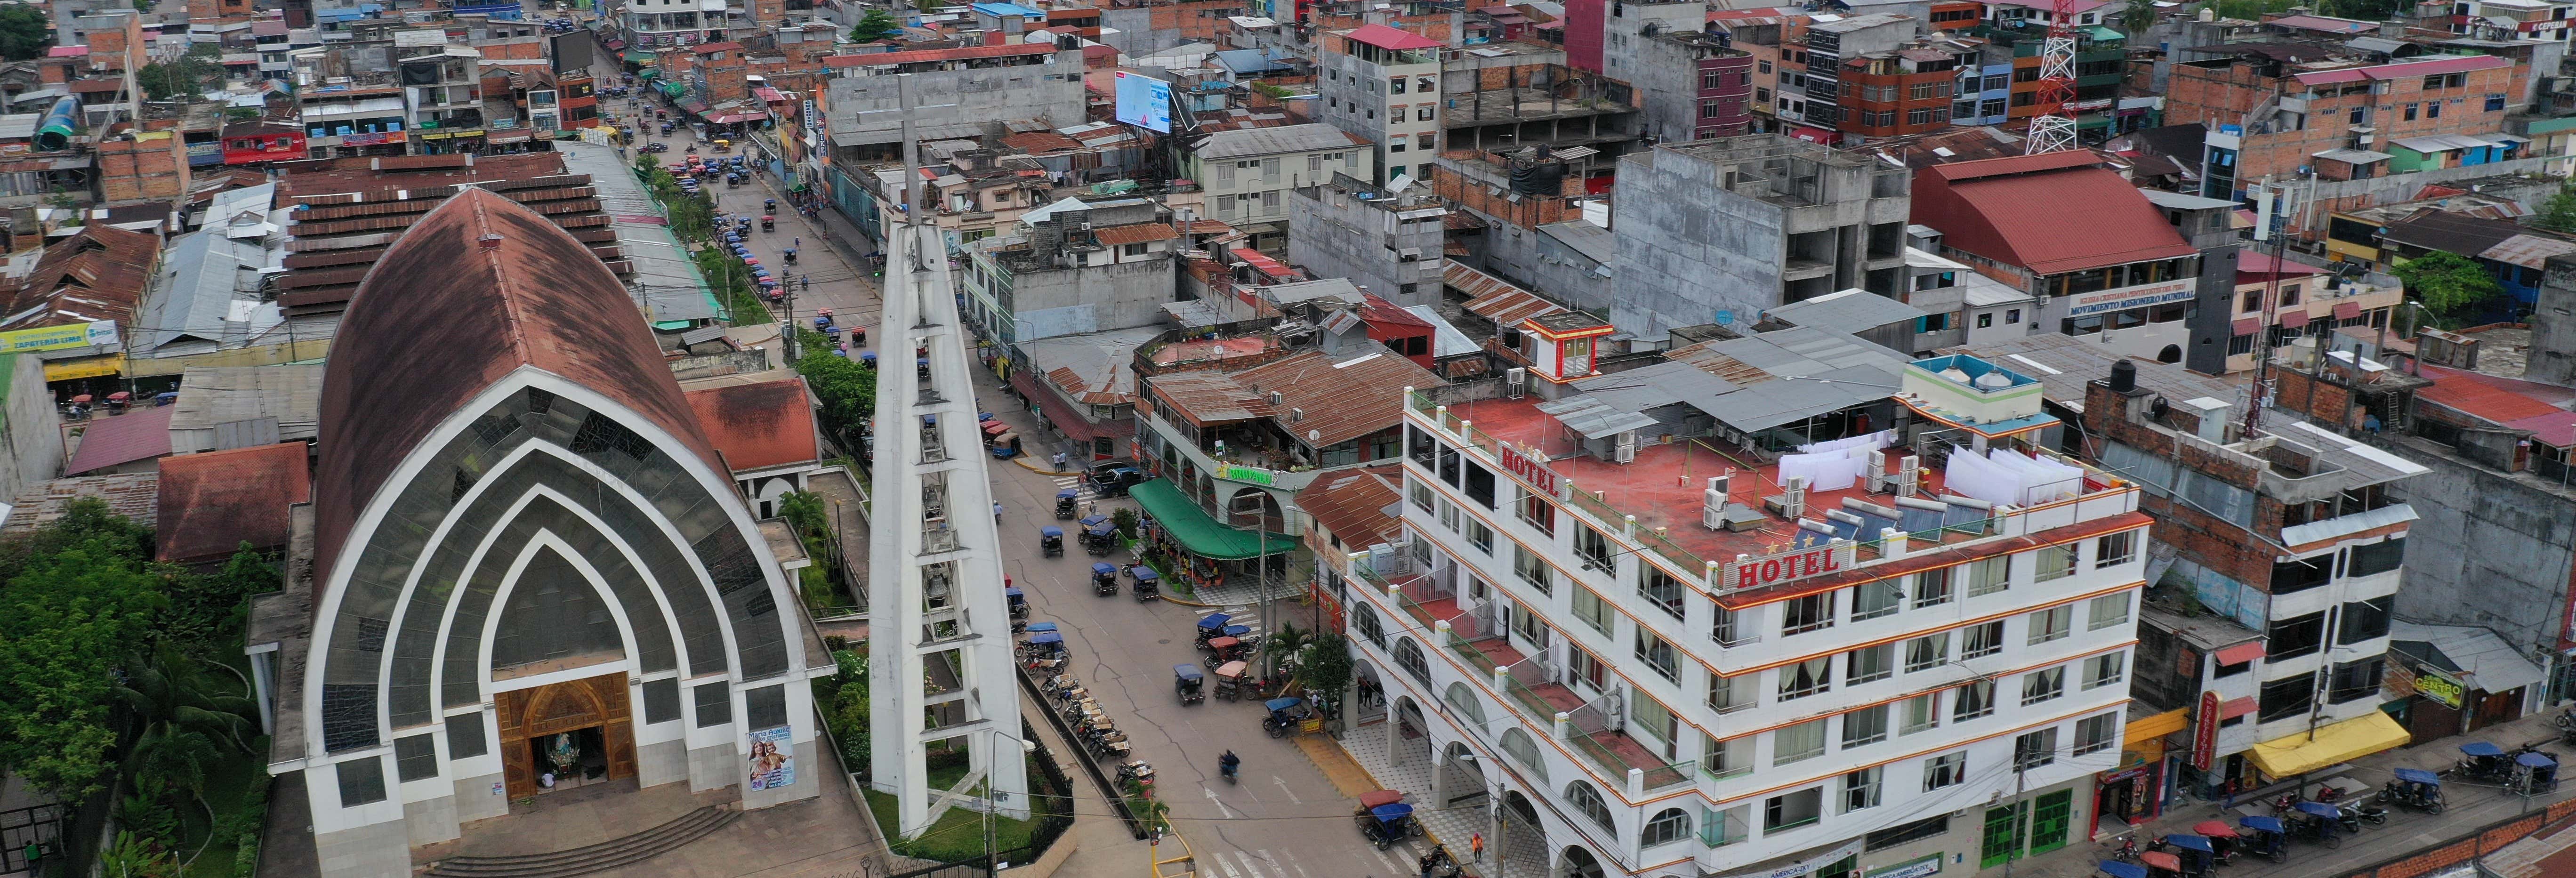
[494,673,637,800]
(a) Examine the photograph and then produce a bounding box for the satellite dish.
[1308,429,1320,442]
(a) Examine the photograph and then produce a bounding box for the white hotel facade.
[1341,359,2150,878]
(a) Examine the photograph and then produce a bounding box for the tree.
[0,541,167,799]
[2536,181,2576,235]
[848,8,900,42]
[0,6,49,62]
[2120,0,2158,33]
[795,327,878,454]
[161,545,277,650]
[2392,251,2505,325]
[1262,620,1313,680]
[138,45,224,102]
[1299,631,1354,717]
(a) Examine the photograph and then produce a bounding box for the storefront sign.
[1730,545,1844,591]
[1865,854,1944,878]
[2064,280,2197,318]
[1221,465,1274,485]
[1724,840,1864,878]
[1499,443,1558,495]
[2415,670,2464,708]
[42,358,121,382]
[2191,691,2220,772]
[343,130,403,146]
[746,725,796,789]
[1,321,116,354]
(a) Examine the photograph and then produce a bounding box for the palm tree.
[1260,621,1314,686]
[115,644,256,864]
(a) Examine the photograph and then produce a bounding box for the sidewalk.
[2015,711,2576,878]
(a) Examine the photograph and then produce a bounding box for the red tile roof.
[1911,153,2198,275]
[823,43,1059,66]
[65,406,175,475]
[314,189,725,585]
[684,379,820,473]
[154,442,310,563]
[1344,23,1443,50]
[2417,370,2570,425]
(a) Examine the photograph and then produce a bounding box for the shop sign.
[2064,279,2196,318]
[1499,443,1558,495]
[2101,765,2152,784]
[1865,854,1944,878]
[42,358,121,381]
[1724,840,1864,878]
[1730,545,1844,591]
[2191,691,2220,771]
[2416,670,2465,708]
[1,321,116,354]
[1221,465,1274,485]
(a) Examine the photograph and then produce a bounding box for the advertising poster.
[747,725,796,790]
[1112,72,1172,133]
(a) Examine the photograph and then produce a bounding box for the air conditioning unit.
[1612,430,1638,463]
[1699,471,1735,530]
[1505,367,1528,398]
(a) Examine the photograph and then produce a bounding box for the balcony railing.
[1572,729,1693,792]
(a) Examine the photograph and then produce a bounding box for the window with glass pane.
[2014,728,2058,768]
[1439,499,1459,532]
[1566,781,1614,831]
[1901,693,1941,735]
[1954,679,1996,720]
[1712,601,1749,646]
[1468,520,1494,554]
[2085,652,2125,689]
[2328,658,2384,703]
[1783,591,1837,635]
[1514,545,1552,594]
[1411,479,1433,511]
[1709,671,1754,713]
[2258,676,2313,722]
[1706,804,1752,846]
[2346,537,2404,577]
[1704,732,1754,780]
[2027,604,2072,644]
[1963,620,2004,659]
[2268,611,2326,660]
[1848,643,1894,685]
[1774,718,1827,765]
[1511,600,1547,648]
[1641,566,1685,619]
[1842,766,1884,812]
[1965,556,2010,596]
[1906,632,1950,672]
[2094,531,2136,568]
[2339,596,2393,644]
[2074,713,2118,755]
[1779,657,1832,701]
[1914,567,1953,607]
[1575,524,1615,572]
[1842,703,1890,749]
[2088,592,2132,630]
[2021,666,2066,705]
[1573,587,1613,635]
[1355,606,1385,647]
[2033,544,2078,582]
[1635,630,1679,681]
[1642,807,1691,848]
[1852,580,1902,620]
[1924,750,1967,790]
[1765,787,1824,831]
[1518,487,1555,536]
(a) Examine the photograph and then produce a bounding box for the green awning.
[659,82,687,98]
[1130,479,1294,561]
[625,51,657,63]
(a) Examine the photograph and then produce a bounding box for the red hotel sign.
[1731,546,1844,591]
[1499,444,1558,496]
[2191,691,2221,771]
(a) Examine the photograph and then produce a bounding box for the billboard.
[1112,71,1172,134]
[0,321,117,354]
[746,725,796,790]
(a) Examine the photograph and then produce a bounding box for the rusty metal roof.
[1450,261,1565,326]
[1295,464,1405,549]
[1230,349,1440,448]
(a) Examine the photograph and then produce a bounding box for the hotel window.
[2013,728,2059,769]
[2085,651,2125,690]
[1923,750,1967,790]
[2027,605,2072,645]
[1900,693,1941,735]
[1779,656,1832,701]
[1905,632,1949,673]
[1575,524,1615,573]
[1774,718,1827,765]
[1712,602,1748,646]
[1852,580,1902,620]
[1914,567,1953,607]
[1468,520,1494,555]
[1635,629,1679,682]
[2075,712,2119,756]
[1842,765,1884,812]
[1641,567,1685,619]
[1953,679,1995,720]
[2095,531,2136,567]
[1964,556,2009,596]
[1782,591,1838,635]
[1765,787,1824,832]
[2021,665,2066,705]
[1962,620,2004,659]
[1513,545,1552,595]
[2032,544,2078,582]
[1517,487,1556,535]
[1842,703,1891,749]
[2088,592,2131,630]
[1848,643,1895,685]
[1573,587,1613,636]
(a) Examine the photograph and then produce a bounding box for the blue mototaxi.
[1356,802,1415,850]
[2293,800,2344,846]
[2160,833,2214,875]
[2516,750,2560,793]
[1263,696,1304,738]
[1084,520,1118,556]
[1092,562,1119,595]
[1039,525,1064,557]
[1174,663,1205,704]
[1021,630,1065,660]
[2461,740,2509,780]
[1055,488,1080,519]
[2236,815,2287,861]
[1195,612,1232,646]
[1022,621,1057,636]
[1005,586,1027,620]
[1131,566,1160,601]
[2096,862,2149,878]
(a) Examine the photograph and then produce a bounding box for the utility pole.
[2002,748,2031,878]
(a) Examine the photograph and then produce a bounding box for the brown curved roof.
[312,187,722,586]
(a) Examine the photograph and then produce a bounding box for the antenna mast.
[2024,0,2079,154]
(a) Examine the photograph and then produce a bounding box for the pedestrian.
[1470,832,1483,862]
[1054,451,1069,471]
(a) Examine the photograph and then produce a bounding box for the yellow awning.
[2246,711,2410,778]
[43,357,120,381]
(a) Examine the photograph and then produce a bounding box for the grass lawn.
[862,787,1043,863]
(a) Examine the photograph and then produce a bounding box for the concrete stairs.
[422,806,738,878]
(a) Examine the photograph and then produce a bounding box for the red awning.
[604,38,627,49]
[2215,641,2267,666]
[2231,317,2261,337]
[2334,301,2362,321]
[2219,696,2258,719]
[2278,310,2311,329]
[1788,126,1837,145]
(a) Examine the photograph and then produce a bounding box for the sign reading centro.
[0,321,117,354]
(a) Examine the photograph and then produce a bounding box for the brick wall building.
[2167,52,2519,199]
[97,129,192,203]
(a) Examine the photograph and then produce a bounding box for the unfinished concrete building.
[1611,134,1912,343]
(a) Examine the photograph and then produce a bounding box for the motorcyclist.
[1219,750,1240,780]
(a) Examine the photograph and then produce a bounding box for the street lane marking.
[1203,786,1238,819]
[1373,846,1409,875]
[1235,851,1279,878]
[1210,851,1245,878]
[1253,849,1292,878]
[1271,776,1302,804]
[1277,850,1313,878]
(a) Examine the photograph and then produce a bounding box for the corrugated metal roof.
[1534,395,1659,438]
[2391,620,2546,695]
[1916,156,2198,275]
[1197,123,1363,160]
[1762,288,1927,336]
[2417,371,2565,425]
[2293,53,2509,86]
[2479,234,2576,270]
[1449,261,1564,325]
[1344,23,1443,50]
[2503,411,2576,448]
[1230,350,1440,447]
[168,364,325,452]
[1295,464,1406,549]
[66,406,176,474]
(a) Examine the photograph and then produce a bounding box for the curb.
[1012,456,1079,475]
[1292,735,1490,878]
